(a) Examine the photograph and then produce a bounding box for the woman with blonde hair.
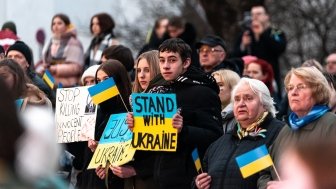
[133,50,160,93]
[212,69,240,133]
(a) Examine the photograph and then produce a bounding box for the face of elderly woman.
[233,83,266,127]
[287,74,316,117]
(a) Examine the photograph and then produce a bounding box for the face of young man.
[159,51,190,81]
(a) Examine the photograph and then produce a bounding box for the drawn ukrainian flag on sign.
[88,113,136,169]
[131,93,177,151]
[88,77,119,105]
[235,144,273,178]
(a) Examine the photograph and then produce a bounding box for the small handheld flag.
[235,144,273,178]
[192,148,203,173]
[88,77,119,105]
[42,70,55,89]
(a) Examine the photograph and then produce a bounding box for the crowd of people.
[1,4,336,189]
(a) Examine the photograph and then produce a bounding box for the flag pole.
[118,93,130,112]
[272,164,281,181]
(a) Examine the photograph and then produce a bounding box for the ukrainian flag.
[88,77,119,105]
[235,144,273,178]
[42,70,55,89]
[192,148,202,173]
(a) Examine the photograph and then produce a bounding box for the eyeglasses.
[286,83,309,92]
[326,61,336,65]
[197,47,224,54]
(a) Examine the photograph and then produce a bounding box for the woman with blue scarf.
[258,66,336,189]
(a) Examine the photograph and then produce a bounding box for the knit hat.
[6,41,32,65]
[81,65,100,85]
[1,21,17,35]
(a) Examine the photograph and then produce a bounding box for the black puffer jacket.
[148,66,223,189]
[198,113,284,189]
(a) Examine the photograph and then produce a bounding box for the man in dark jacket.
[233,5,286,99]
[147,38,223,189]
[6,41,56,107]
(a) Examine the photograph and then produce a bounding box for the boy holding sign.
[128,38,223,188]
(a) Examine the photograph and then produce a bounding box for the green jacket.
[258,112,336,189]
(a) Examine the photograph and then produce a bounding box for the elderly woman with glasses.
[194,78,284,189]
[258,66,336,189]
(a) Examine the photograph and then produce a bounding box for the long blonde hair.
[133,50,160,92]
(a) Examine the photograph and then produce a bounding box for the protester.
[78,60,131,189]
[233,5,286,100]
[211,69,240,133]
[6,41,56,106]
[324,73,336,113]
[163,16,200,67]
[39,13,84,87]
[97,50,161,189]
[258,66,336,189]
[138,16,169,55]
[84,13,119,69]
[194,78,284,189]
[0,21,19,51]
[246,58,275,95]
[0,58,52,111]
[101,45,134,73]
[301,59,324,72]
[133,50,160,92]
[81,65,100,86]
[325,53,336,74]
[128,38,223,188]
[196,35,244,76]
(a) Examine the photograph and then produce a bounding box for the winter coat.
[147,66,223,189]
[221,104,236,134]
[197,113,284,189]
[257,112,336,189]
[43,28,84,87]
[233,27,286,99]
[78,95,130,189]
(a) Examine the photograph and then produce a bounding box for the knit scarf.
[237,112,268,140]
[288,105,329,130]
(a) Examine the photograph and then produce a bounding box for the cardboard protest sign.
[131,93,178,151]
[88,113,136,169]
[55,86,97,143]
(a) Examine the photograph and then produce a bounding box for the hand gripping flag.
[88,77,119,105]
[192,148,203,173]
[235,144,273,178]
[42,70,55,89]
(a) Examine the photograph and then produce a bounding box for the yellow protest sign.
[131,93,177,151]
[88,113,136,169]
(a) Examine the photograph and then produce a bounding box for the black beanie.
[6,41,32,65]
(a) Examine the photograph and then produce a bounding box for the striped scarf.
[237,111,268,139]
[88,33,113,66]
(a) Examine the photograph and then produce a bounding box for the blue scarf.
[289,105,329,130]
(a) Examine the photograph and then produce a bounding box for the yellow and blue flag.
[235,144,273,178]
[42,70,55,89]
[88,77,119,105]
[192,148,202,173]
